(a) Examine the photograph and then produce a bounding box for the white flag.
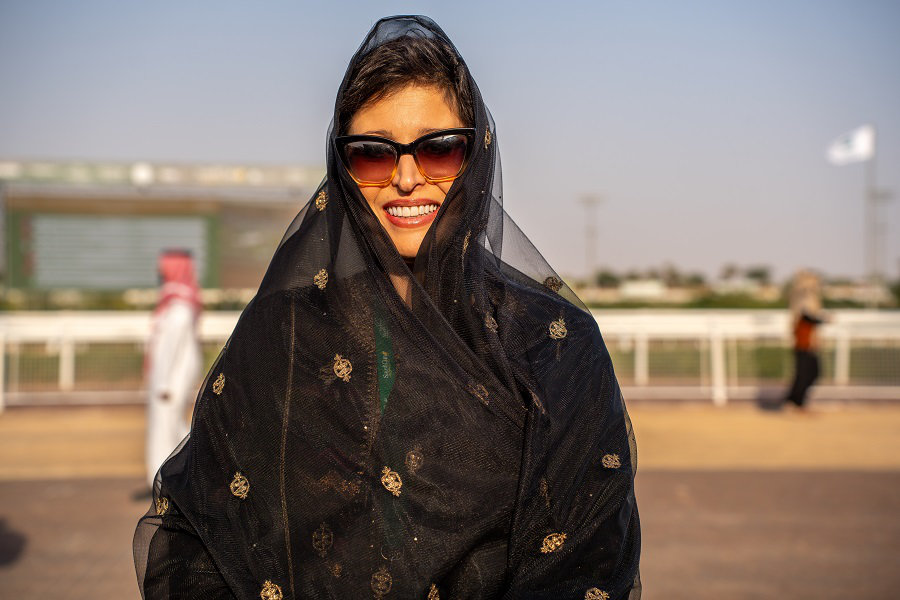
[827,125,875,165]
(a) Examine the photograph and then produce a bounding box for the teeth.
[386,205,436,218]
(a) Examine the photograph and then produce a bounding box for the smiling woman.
[134,15,640,600]
[335,31,474,261]
[338,83,471,258]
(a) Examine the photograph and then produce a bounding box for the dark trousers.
[786,350,820,407]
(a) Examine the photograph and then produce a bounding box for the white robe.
[145,299,201,487]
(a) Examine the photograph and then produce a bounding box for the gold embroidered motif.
[155,496,169,516]
[333,354,352,382]
[462,230,471,254]
[315,189,327,211]
[485,314,498,332]
[585,589,609,600]
[380,545,401,562]
[549,318,567,340]
[312,522,334,557]
[371,565,393,598]
[405,449,424,474]
[260,580,283,600]
[315,471,361,499]
[543,276,563,292]
[212,373,225,395]
[319,364,336,382]
[540,532,567,554]
[484,129,492,149]
[601,454,621,469]
[467,382,489,405]
[230,472,250,499]
[539,478,551,509]
[381,466,403,497]
[428,583,440,600]
[313,268,328,290]
[331,563,342,578]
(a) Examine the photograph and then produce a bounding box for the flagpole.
[826,124,879,306]
[865,127,878,308]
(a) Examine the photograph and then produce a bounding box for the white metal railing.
[1,309,898,411]
[591,309,900,403]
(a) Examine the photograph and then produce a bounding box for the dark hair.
[338,35,474,134]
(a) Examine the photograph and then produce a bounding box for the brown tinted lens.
[344,141,397,183]
[416,134,468,180]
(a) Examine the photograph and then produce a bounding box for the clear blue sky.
[2,0,898,282]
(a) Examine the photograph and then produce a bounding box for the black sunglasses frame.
[334,127,476,186]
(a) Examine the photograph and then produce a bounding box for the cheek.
[360,187,382,210]
[435,181,453,197]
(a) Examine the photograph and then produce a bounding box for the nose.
[392,154,426,192]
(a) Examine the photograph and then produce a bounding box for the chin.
[397,245,423,259]
[393,236,425,259]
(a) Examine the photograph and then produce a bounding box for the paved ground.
[1,403,899,598]
[637,471,900,599]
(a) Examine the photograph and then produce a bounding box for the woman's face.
[347,84,464,259]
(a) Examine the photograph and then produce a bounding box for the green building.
[1,160,323,292]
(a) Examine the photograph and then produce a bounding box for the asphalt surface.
[1,404,898,599]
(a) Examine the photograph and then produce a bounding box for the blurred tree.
[744,265,771,285]
[719,263,741,281]
[685,272,707,287]
[661,263,681,287]
[594,269,621,288]
[720,263,740,280]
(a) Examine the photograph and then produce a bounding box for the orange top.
[793,312,822,351]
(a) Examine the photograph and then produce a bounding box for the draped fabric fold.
[134,15,640,599]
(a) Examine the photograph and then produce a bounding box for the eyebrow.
[358,127,445,137]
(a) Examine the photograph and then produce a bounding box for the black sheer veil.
[134,15,640,600]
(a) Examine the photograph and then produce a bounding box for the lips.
[382,200,441,228]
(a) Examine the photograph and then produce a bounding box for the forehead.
[348,84,463,140]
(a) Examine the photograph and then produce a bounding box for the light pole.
[581,195,603,282]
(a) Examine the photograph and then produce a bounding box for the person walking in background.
[144,249,202,488]
[785,269,827,410]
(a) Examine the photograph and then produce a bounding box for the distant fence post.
[635,333,649,386]
[834,326,851,386]
[710,326,727,406]
[59,337,75,392]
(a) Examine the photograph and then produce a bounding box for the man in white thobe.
[145,250,202,488]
